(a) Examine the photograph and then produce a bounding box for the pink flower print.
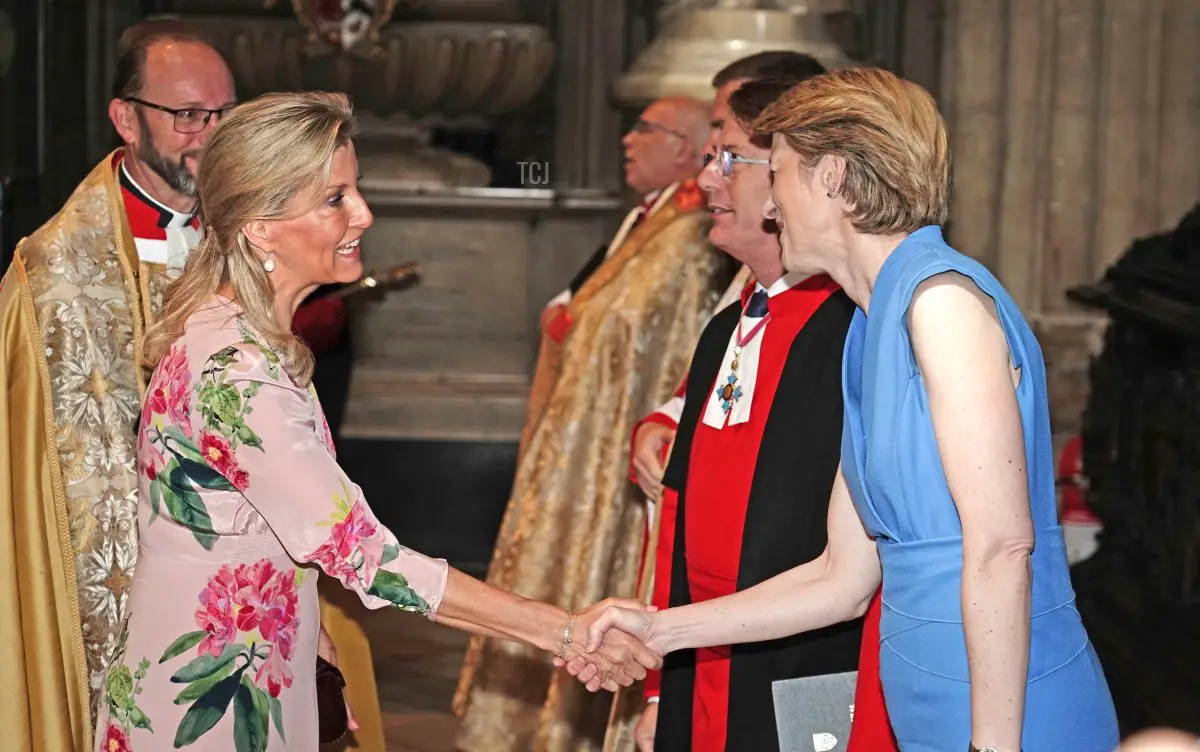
[145,344,192,436]
[141,440,166,482]
[310,500,383,586]
[320,409,337,457]
[233,560,299,660]
[194,564,239,657]
[254,644,295,698]
[199,431,250,491]
[102,723,133,752]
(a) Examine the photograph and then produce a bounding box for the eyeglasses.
[703,149,770,178]
[629,118,687,139]
[124,97,236,134]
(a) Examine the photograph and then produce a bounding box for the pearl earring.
[262,253,275,273]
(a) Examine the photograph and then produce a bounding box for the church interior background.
[1,0,1198,748]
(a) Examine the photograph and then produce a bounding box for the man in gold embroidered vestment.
[0,20,383,751]
[453,97,736,752]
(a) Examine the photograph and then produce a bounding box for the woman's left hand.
[318,624,358,732]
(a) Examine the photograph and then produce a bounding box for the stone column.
[940,0,1200,447]
[551,0,629,194]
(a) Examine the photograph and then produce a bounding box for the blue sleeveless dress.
[840,226,1119,751]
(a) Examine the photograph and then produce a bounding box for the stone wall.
[342,188,622,441]
[939,0,1200,451]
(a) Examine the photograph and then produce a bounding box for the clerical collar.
[742,271,840,317]
[756,271,811,298]
[119,159,198,230]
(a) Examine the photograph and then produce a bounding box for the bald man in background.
[453,96,736,752]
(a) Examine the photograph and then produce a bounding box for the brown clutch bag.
[316,655,350,745]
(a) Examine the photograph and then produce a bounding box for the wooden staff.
[601,435,676,752]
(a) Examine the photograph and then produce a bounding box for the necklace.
[715,295,771,415]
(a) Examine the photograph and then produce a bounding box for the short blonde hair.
[753,67,950,234]
[144,91,356,384]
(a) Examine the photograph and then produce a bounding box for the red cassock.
[632,276,895,751]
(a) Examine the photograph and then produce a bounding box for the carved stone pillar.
[551,0,629,194]
[0,0,142,248]
[940,0,1200,449]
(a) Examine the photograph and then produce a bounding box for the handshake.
[549,597,670,693]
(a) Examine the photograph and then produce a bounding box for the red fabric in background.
[847,590,898,751]
[293,296,347,354]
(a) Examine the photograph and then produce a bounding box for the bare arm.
[909,272,1035,752]
[583,467,880,656]
[433,569,566,650]
[434,571,662,691]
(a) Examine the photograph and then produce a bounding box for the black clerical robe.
[655,276,864,752]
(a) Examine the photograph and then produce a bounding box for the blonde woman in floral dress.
[92,91,659,752]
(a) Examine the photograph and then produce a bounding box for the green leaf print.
[235,422,263,450]
[148,479,163,524]
[170,642,242,684]
[268,694,286,743]
[106,664,135,711]
[209,346,240,368]
[159,631,207,664]
[233,674,272,752]
[163,464,219,550]
[174,662,235,705]
[236,322,282,379]
[200,382,242,429]
[161,426,206,463]
[156,428,239,493]
[129,705,154,732]
[367,570,431,614]
[177,455,238,493]
[192,358,264,451]
[381,542,400,565]
[103,623,156,737]
[173,667,245,748]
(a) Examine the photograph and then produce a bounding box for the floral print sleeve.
[192,336,448,617]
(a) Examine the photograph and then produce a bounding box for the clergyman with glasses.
[454,95,735,752]
[0,19,382,752]
[617,56,897,752]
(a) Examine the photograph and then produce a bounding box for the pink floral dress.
[93,298,449,752]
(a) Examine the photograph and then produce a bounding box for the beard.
[136,111,200,197]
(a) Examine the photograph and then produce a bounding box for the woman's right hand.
[553,599,663,692]
[585,602,663,655]
[556,603,666,691]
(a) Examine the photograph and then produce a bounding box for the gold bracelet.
[556,611,577,660]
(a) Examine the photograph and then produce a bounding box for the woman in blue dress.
[575,67,1119,752]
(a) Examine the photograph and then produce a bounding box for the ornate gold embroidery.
[17,153,151,727]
